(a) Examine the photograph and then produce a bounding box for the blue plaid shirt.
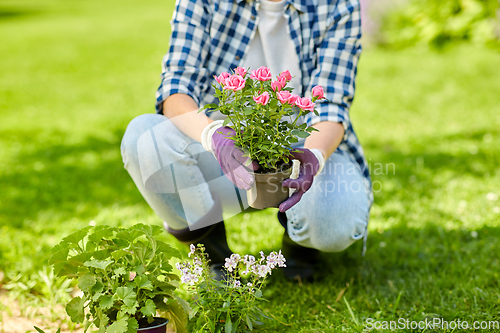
[156,0,372,203]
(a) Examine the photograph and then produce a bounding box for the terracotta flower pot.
[137,317,169,333]
[247,166,293,209]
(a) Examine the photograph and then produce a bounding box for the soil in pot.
[247,164,293,209]
[137,317,169,333]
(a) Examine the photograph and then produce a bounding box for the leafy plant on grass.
[49,224,187,332]
[177,244,286,333]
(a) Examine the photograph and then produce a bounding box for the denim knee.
[121,113,168,168]
[309,211,368,253]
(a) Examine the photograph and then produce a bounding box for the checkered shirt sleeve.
[155,0,212,114]
[304,0,362,142]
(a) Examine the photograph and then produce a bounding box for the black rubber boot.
[165,195,232,281]
[278,212,320,281]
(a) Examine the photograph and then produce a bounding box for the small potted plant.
[49,224,188,333]
[177,244,286,332]
[202,66,325,209]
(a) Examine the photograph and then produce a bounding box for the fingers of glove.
[232,165,255,190]
[232,149,259,171]
[282,178,302,189]
[279,190,304,212]
[224,165,254,190]
[282,174,314,191]
[226,156,255,183]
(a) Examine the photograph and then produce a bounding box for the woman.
[121,0,372,280]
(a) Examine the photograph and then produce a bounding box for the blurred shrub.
[382,0,500,47]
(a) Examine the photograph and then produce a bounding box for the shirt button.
[235,55,241,61]
[251,15,256,20]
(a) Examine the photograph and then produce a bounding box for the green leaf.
[189,305,199,320]
[99,295,114,310]
[122,302,138,315]
[68,252,93,267]
[78,274,96,292]
[52,261,78,277]
[222,299,230,312]
[246,314,253,331]
[91,279,104,294]
[140,299,157,317]
[49,247,69,265]
[66,297,85,323]
[127,318,139,333]
[115,286,137,307]
[225,313,232,333]
[88,225,116,243]
[63,227,92,245]
[115,229,143,244]
[84,259,113,271]
[111,249,129,261]
[134,275,153,291]
[113,267,127,277]
[107,317,128,333]
[204,103,218,110]
[135,264,145,275]
[92,249,112,261]
[255,289,262,298]
[155,240,182,259]
[223,118,231,127]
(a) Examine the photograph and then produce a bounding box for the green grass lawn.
[1,0,500,332]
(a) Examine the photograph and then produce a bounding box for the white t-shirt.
[242,0,302,95]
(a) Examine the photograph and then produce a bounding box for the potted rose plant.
[177,244,286,333]
[202,66,325,209]
[49,224,188,333]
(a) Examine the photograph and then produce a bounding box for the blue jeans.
[121,114,370,253]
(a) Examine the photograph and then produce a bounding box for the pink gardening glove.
[279,148,320,212]
[211,127,259,190]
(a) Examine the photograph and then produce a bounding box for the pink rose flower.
[224,74,246,91]
[288,94,301,106]
[279,70,292,81]
[295,97,315,111]
[253,91,270,105]
[215,72,230,85]
[312,86,325,99]
[276,90,292,104]
[234,67,247,77]
[250,66,272,81]
[271,78,286,92]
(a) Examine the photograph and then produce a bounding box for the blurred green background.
[0,0,499,332]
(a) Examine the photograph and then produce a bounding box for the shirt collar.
[235,0,306,12]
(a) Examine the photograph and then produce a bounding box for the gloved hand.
[211,126,259,190]
[279,148,324,212]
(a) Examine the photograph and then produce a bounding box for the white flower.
[275,250,286,267]
[233,280,241,288]
[243,255,255,266]
[224,253,241,272]
[188,244,196,257]
[193,265,203,276]
[193,257,202,266]
[256,264,271,278]
[247,282,252,287]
